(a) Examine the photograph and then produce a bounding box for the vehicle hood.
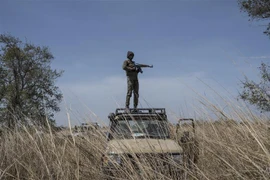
[106,139,182,154]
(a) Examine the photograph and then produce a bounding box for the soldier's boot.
[133,107,138,113]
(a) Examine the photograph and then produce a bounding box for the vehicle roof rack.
[115,108,166,115]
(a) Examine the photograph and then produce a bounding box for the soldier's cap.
[127,51,134,58]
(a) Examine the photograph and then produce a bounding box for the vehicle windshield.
[110,119,170,139]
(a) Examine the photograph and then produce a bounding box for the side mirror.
[176,118,195,135]
[108,113,115,121]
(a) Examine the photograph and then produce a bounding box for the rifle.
[135,63,153,73]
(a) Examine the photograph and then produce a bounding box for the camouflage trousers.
[125,78,139,108]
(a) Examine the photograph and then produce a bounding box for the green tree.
[238,1,270,112]
[240,63,270,112]
[0,34,63,128]
[238,0,270,37]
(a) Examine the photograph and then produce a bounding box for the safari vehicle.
[72,122,101,137]
[101,108,185,179]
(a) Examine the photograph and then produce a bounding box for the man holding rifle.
[122,51,153,112]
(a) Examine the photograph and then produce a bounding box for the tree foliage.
[0,34,63,128]
[240,63,270,112]
[238,0,270,37]
[238,1,270,111]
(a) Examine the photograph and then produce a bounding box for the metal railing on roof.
[115,108,166,115]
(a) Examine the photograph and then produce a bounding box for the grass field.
[0,108,270,180]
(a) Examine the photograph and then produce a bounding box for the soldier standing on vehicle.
[122,51,152,111]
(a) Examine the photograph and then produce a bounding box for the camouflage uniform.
[122,51,139,109]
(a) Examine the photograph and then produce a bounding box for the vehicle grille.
[120,153,184,179]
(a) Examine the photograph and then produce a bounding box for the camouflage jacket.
[122,59,139,80]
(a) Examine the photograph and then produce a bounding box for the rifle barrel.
[135,63,151,68]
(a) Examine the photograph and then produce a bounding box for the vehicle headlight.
[108,154,122,165]
[171,154,182,164]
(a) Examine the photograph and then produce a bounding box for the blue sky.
[1,0,270,126]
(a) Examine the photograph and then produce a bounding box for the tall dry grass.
[195,118,270,180]
[0,108,270,179]
[0,126,107,180]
